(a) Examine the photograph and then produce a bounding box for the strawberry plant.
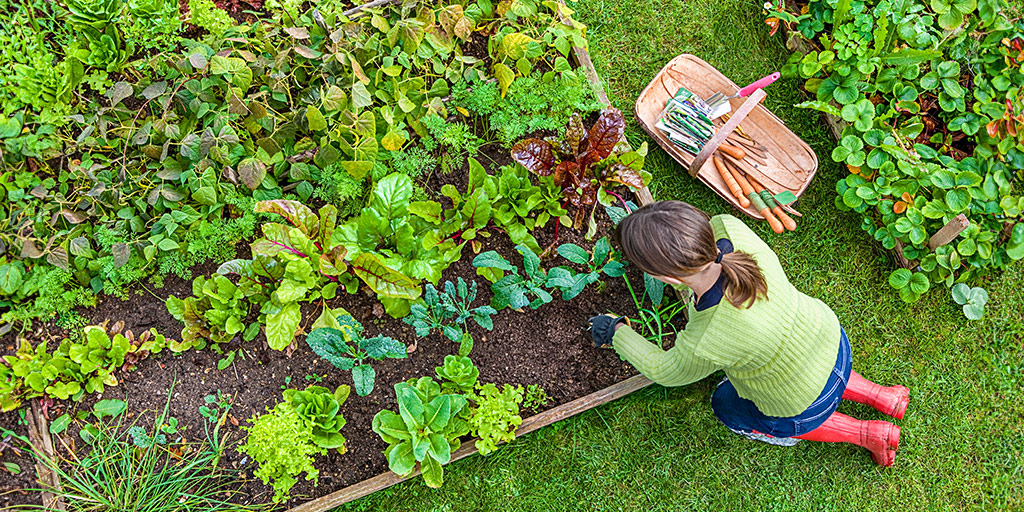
[951,283,988,320]
[782,0,1023,302]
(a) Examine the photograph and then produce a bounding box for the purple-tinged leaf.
[255,200,318,237]
[511,139,555,174]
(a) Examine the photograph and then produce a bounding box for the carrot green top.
[611,214,841,417]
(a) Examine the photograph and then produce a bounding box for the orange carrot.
[714,156,749,208]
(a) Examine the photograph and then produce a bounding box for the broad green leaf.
[266,302,301,350]
[473,251,516,271]
[386,441,417,476]
[351,364,376,396]
[557,244,590,265]
[493,62,515,97]
[888,268,912,289]
[306,106,327,131]
[351,253,421,300]
[93,399,127,419]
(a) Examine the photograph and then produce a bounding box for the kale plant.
[305,308,406,396]
[403,278,497,356]
[472,245,552,310]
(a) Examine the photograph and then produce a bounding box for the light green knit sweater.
[612,214,841,417]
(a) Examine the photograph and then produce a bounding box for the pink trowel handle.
[738,72,781,97]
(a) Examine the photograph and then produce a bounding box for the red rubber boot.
[794,412,900,467]
[842,370,910,419]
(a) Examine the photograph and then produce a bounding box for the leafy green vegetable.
[240,402,322,504]
[305,308,406,396]
[371,377,470,488]
[546,237,625,300]
[468,383,524,456]
[404,278,497,356]
[473,245,552,310]
[283,384,351,450]
[434,355,479,394]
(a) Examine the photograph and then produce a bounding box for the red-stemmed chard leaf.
[584,108,625,162]
[607,164,645,189]
[565,113,586,157]
[552,161,579,187]
[511,139,555,174]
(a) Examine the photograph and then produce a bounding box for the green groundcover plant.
[782,0,1023,302]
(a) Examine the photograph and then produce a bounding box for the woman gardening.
[589,200,909,466]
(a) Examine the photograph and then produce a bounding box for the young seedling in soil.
[404,278,497,356]
[546,237,625,299]
[305,308,406,396]
[472,244,553,310]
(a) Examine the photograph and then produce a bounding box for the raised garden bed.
[0,0,670,509]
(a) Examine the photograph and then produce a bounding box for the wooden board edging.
[284,375,654,512]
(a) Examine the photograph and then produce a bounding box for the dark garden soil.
[0,142,679,509]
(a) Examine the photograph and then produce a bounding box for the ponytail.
[616,200,768,309]
[718,251,767,309]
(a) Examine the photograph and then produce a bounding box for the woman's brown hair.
[613,201,767,308]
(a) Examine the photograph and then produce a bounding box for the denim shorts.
[711,328,852,438]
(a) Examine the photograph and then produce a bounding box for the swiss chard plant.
[0,323,185,410]
[416,157,567,256]
[511,109,649,229]
[305,308,407,396]
[472,244,553,310]
[545,237,624,300]
[336,173,458,316]
[371,377,470,488]
[165,274,256,350]
[403,278,497,356]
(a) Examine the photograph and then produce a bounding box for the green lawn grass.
[331,0,1024,509]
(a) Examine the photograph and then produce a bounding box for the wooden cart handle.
[687,88,767,177]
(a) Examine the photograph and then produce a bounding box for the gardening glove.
[587,314,628,348]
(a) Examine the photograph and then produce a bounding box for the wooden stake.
[26,400,66,511]
[928,214,969,250]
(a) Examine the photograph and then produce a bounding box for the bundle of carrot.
[713,156,796,234]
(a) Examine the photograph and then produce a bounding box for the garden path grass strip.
[285,375,654,512]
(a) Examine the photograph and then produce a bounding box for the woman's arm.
[611,324,719,387]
